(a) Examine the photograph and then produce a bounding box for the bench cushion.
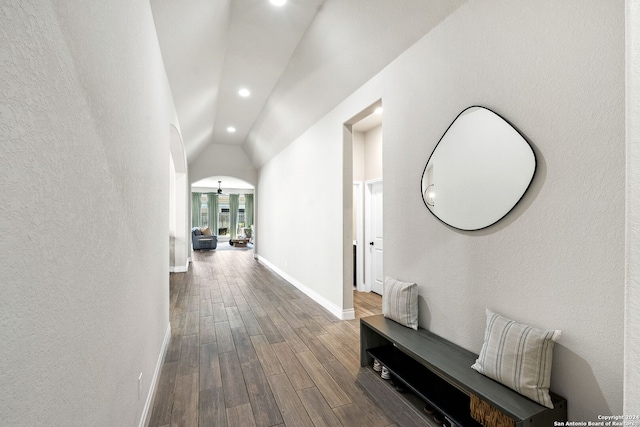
[471,309,561,409]
[382,276,418,330]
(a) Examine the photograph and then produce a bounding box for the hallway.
[148,249,429,426]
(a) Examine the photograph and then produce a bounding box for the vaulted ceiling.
[150,0,466,168]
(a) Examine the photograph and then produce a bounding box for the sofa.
[192,227,217,250]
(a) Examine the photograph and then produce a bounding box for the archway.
[191,176,255,246]
[169,124,189,272]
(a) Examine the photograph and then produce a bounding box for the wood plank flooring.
[149,248,431,427]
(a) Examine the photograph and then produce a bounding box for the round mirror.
[421,106,536,231]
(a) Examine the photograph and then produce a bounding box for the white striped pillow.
[382,276,419,330]
[471,309,561,409]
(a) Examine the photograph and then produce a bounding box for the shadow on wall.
[417,294,432,330]
[552,344,610,419]
[419,292,609,418]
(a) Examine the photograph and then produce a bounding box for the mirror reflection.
[421,106,536,230]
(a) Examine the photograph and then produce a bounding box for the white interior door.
[368,181,384,294]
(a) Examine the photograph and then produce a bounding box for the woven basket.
[470,394,516,427]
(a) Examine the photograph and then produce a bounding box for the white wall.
[171,170,189,272]
[364,125,383,181]
[257,128,346,310]
[169,125,190,272]
[0,1,177,425]
[257,0,625,419]
[192,187,254,195]
[256,78,383,315]
[169,153,177,265]
[384,1,624,418]
[625,0,640,415]
[189,143,257,186]
[353,131,365,182]
[352,125,382,183]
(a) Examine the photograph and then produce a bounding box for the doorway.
[347,101,383,296]
[190,176,255,246]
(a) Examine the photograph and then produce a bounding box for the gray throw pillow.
[471,309,561,409]
[382,276,419,330]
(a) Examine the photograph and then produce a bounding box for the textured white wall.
[257,0,625,419]
[353,131,365,242]
[257,77,383,310]
[364,125,383,182]
[189,143,257,186]
[169,125,189,271]
[170,154,177,265]
[257,124,347,308]
[625,0,640,415]
[0,1,177,425]
[353,131,365,182]
[172,172,189,271]
[382,1,624,419]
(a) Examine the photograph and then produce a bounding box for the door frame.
[353,181,365,291]
[342,99,383,319]
[365,178,383,294]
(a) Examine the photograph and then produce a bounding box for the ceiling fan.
[216,180,228,195]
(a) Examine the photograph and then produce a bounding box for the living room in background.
[190,177,255,245]
[191,192,201,228]
[199,193,209,228]
[216,194,247,242]
[207,192,218,235]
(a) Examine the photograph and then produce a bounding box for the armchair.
[192,228,217,250]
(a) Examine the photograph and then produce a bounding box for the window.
[200,194,208,228]
[218,208,229,236]
[215,194,247,237]
[238,208,245,229]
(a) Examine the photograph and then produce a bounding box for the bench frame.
[360,314,567,427]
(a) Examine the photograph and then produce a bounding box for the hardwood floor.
[149,248,431,427]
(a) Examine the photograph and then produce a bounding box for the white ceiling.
[191,176,254,191]
[151,0,466,167]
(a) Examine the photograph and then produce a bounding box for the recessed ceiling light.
[374,107,383,115]
[227,126,236,133]
[270,0,286,6]
[238,88,250,97]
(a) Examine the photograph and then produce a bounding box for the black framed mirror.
[421,106,536,231]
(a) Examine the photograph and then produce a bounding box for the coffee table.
[230,238,249,247]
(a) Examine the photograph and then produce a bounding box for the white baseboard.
[139,323,171,427]
[169,260,189,273]
[342,308,355,320]
[256,255,354,321]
